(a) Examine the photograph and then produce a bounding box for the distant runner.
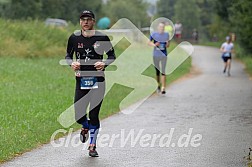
[174,21,183,42]
[149,22,169,94]
[220,36,234,76]
[192,28,199,43]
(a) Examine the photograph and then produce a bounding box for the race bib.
[159,43,166,50]
[223,52,231,57]
[80,77,98,89]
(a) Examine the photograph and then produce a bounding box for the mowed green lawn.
[0,44,191,162]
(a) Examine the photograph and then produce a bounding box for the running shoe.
[161,87,166,94]
[80,128,89,143]
[88,146,99,157]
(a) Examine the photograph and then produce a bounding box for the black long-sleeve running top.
[65,30,116,73]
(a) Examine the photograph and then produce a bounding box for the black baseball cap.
[80,10,95,19]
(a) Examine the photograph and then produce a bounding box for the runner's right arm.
[65,35,80,70]
[148,35,159,47]
[220,43,225,53]
[65,35,74,65]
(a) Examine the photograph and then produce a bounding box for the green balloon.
[97,17,111,29]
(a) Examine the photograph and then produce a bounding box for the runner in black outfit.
[65,10,115,157]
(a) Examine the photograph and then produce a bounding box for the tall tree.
[103,0,149,27]
[195,0,215,26]
[229,0,252,53]
[173,0,201,39]
[194,0,216,39]
[0,0,11,18]
[8,0,42,19]
[0,0,103,23]
[41,0,64,19]
[156,0,175,20]
[41,0,103,23]
[214,0,235,22]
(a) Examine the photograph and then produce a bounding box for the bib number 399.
[80,77,98,89]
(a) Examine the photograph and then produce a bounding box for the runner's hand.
[94,61,105,71]
[155,42,160,46]
[166,42,170,48]
[71,62,80,71]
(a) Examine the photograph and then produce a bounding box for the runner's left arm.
[103,36,116,68]
[166,33,170,48]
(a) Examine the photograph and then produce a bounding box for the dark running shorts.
[222,56,232,62]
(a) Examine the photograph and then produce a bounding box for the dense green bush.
[229,1,252,56]
[0,19,72,57]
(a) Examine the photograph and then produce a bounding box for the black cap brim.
[80,14,93,18]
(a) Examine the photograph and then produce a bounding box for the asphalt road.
[2,46,252,167]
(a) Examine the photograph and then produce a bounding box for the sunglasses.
[80,17,94,22]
